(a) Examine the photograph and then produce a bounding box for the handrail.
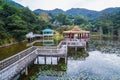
[0,40,85,72]
[27,40,54,46]
[0,46,37,71]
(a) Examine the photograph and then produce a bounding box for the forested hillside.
[0,0,49,45]
[0,0,120,45]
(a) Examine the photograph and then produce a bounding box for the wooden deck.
[37,45,67,57]
[0,39,87,80]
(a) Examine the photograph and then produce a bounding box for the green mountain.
[34,7,120,19]
[5,0,24,8]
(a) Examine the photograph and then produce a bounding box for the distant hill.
[34,8,64,15]
[34,8,98,18]
[6,0,120,20]
[34,7,120,19]
[66,8,98,19]
[5,0,24,8]
[100,7,120,14]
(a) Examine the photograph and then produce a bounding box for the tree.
[74,16,88,25]
[7,14,27,41]
[39,12,51,23]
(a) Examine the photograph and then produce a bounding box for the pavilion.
[42,29,54,36]
[42,28,54,46]
[63,26,90,41]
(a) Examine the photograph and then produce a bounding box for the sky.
[13,0,120,11]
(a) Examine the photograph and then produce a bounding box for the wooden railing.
[27,40,43,46]
[0,47,36,71]
[27,40,54,46]
[61,39,86,47]
[37,45,67,56]
[0,39,87,80]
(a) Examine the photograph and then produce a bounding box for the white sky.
[13,0,120,11]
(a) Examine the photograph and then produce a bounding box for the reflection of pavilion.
[34,57,67,77]
[42,29,54,46]
[63,26,90,41]
[68,51,89,60]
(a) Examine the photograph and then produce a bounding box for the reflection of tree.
[68,49,89,60]
[19,59,67,80]
[90,40,120,55]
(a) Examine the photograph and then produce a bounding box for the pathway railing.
[61,39,86,47]
[37,45,67,57]
[0,48,37,80]
[0,39,86,80]
[0,47,36,71]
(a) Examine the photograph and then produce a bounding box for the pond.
[0,40,61,60]
[0,41,28,60]
[18,37,120,80]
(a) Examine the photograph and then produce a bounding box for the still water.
[19,38,120,80]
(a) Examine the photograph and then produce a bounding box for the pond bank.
[0,41,28,61]
[0,40,27,48]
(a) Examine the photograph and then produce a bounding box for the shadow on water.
[19,58,67,80]
[68,48,89,60]
[18,48,90,80]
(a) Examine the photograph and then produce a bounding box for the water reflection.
[19,58,67,80]
[68,49,89,60]
[19,38,120,80]
[90,40,120,55]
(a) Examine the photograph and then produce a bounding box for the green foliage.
[94,11,120,36]
[0,0,120,45]
[0,1,48,44]
[74,16,88,25]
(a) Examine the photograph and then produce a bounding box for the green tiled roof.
[42,29,54,32]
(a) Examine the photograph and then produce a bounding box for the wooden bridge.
[0,40,86,80]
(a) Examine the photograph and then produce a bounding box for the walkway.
[0,39,86,80]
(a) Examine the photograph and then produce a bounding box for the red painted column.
[80,33,81,39]
[70,33,72,41]
[69,33,70,40]
[84,33,86,41]
[82,33,83,38]
[88,33,90,38]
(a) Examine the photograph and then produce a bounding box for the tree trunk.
[99,27,103,40]
[111,27,113,39]
[118,28,120,40]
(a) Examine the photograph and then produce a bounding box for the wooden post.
[57,57,59,63]
[25,66,28,76]
[85,47,87,51]
[51,57,52,64]
[37,57,39,64]
[45,56,46,64]
[75,47,77,51]
[65,57,67,64]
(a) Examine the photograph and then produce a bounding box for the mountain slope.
[34,8,64,15]
[34,7,120,19]
[100,7,120,14]
[5,0,24,8]
[66,8,98,19]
